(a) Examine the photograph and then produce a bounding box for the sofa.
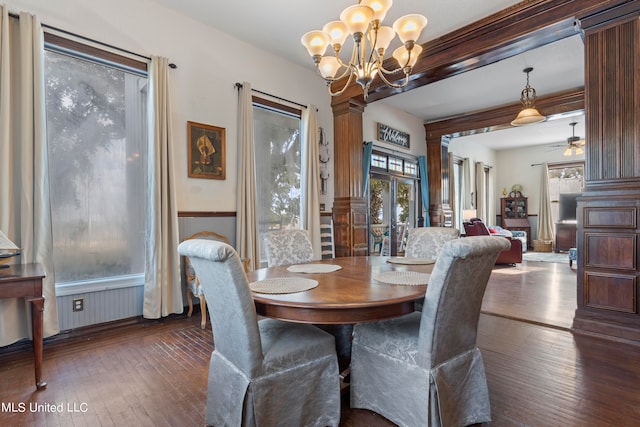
[463,218,523,265]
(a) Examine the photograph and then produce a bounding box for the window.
[44,35,148,290]
[252,98,302,262]
[547,162,584,223]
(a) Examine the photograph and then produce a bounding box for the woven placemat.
[386,257,435,265]
[286,264,342,273]
[249,277,319,294]
[374,271,431,286]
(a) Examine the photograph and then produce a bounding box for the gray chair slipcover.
[404,227,460,259]
[263,229,314,267]
[178,239,340,427]
[350,236,510,427]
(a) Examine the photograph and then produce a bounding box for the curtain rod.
[235,83,307,110]
[9,12,177,68]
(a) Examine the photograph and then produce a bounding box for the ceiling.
[150,0,587,151]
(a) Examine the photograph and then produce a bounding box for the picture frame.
[377,122,410,149]
[187,121,226,180]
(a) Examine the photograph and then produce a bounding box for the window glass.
[389,157,403,173]
[44,48,148,283]
[252,103,301,262]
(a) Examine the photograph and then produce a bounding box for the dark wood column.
[331,98,368,257]
[425,135,451,227]
[572,3,640,341]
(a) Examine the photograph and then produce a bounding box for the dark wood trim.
[178,211,237,218]
[253,96,302,117]
[331,0,624,104]
[44,33,147,72]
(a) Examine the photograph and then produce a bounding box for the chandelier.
[511,67,546,126]
[301,0,427,101]
[564,122,585,156]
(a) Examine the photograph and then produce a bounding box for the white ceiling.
[149,0,586,150]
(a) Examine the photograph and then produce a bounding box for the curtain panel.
[301,105,322,259]
[0,8,59,346]
[143,55,182,318]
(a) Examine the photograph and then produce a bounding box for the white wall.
[6,0,336,212]
[363,100,427,158]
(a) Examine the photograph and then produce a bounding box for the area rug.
[523,251,569,264]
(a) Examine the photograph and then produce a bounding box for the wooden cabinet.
[501,197,531,248]
[555,222,576,252]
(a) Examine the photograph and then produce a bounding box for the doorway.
[369,174,417,256]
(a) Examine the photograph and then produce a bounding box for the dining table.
[247,255,433,324]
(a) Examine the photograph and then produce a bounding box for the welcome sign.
[377,123,410,149]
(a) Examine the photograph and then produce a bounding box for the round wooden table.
[247,256,432,324]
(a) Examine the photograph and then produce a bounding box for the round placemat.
[386,257,435,265]
[286,264,342,273]
[249,277,319,294]
[374,271,431,286]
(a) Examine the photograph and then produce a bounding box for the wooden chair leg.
[186,289,194,318]
[199,295,207,329]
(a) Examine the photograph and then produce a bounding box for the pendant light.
[511,67,546,126]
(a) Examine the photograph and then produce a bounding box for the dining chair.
[263,229,314,267]
[178,239,341,427]
[404,226,460,259]
[350,236,510,427]
[182,231,251,329]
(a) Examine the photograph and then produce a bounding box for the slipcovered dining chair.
[182,231,250,329]
[263,229,315,267]
[178,239,341,427]
[404,226,460,259]
[350,236,510,427]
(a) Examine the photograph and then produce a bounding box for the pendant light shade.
[511,67,546,126]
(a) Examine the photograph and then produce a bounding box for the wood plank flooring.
[2,259,640,426]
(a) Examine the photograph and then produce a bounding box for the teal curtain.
[418,156,430,226]
[362,141,373,195]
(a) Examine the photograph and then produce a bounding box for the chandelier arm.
[378,64,404,75]
[377,70,410,89]
[326,71,356,97]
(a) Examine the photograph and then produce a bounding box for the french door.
[369,173,417,256]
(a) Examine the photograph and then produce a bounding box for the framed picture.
[187,121,226,180]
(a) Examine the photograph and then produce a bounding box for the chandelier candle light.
[301,0,427,101]
[511,67,546,126]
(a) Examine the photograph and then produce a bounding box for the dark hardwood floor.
[2,259,640,426]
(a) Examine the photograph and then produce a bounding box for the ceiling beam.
[331,0,625,106]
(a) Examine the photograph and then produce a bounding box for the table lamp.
[0,230,21,269]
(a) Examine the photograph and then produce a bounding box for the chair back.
[462,218,491,236]
[182,231,230,285]
[404,227,460,258]
[263,229,314,267]
[417,236,510,368]
[177,239,263,376]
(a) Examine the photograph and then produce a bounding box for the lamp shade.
[318,56,342,78]
[340,5,374,35]
[323,21,349,47]
[360,0,393,22]
[392,44,422,68]
[463,209,477,221]
[510,107,546,126]
[301,31,330,57]
[392,14,428,43]
[375,26,396,52]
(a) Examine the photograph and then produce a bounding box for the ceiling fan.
[548,122,585,156]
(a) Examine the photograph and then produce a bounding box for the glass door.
[369,174,417,256]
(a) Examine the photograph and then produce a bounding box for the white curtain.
[487,166,495,225]
[538,163,555,241]
[235,82,259,271]
[143,56,182,318]
[301,105,321,259]
[0,9,59,345]
[475,161,486,221]
[448,152,457,228]
[462,158,472,210]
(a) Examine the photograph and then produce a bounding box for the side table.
[0,263,47,390]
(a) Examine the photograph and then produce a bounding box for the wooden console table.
[555,222,577,253]
[0,263,47,390]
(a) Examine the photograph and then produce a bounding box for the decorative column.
[572,3,640,342]
[331,98,368,257]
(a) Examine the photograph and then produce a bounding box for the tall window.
[548,162,584,223]
[252,98,302,261]
[44,35,148,287]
